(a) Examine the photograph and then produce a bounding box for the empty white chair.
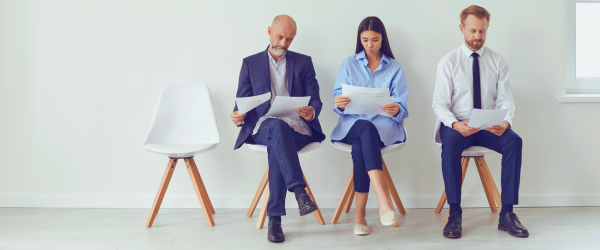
[432,119,502,217]
[245,142,326,229]
[143,84,219,227]
[330,119,408,226]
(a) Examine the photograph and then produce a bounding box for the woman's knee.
[355,120,377,131]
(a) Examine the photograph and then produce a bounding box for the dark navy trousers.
[254,118,311,216]
[439,124,523,205]
[340,120,385,193]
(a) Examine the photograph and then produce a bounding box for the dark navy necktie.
[472,52,481,109]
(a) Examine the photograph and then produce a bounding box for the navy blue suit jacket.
[233,46,326,150]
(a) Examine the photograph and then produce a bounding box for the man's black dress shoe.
[297,193,317,216]
[267,220,285,243]
[443,213,462,239]
[498,212,529,237]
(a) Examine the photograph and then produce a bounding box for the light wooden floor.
[0,207,598,250]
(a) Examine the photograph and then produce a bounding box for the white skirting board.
[0,195,598,208]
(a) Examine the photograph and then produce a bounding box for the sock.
[269,216,281,223]
[449,204,462,215]
[500,204,513,216]
[291,185,307,199]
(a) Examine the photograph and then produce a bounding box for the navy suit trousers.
[439,124,523,205]
[340,120,385,193]
[254,118,311,216]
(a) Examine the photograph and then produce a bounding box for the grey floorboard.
[0,207,598,249]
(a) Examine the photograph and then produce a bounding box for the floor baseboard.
[0,195,598,208]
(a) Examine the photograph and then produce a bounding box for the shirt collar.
[355,50,390,65]
[461,42,485,58]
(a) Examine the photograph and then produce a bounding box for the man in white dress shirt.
[432,5,529,239]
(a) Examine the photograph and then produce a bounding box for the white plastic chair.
[432,118,502,217]
[143,84,219,227]
[330,119,408,226]
[245,141,326,229]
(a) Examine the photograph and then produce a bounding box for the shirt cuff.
[309,111,316,121]
[391,104,406,122]
[334,106,345,115]
[503,114,513,129]
[442,117,459,128]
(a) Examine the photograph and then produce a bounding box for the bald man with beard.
[231,15,325,243]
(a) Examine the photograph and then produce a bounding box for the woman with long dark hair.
[331,16,409,235]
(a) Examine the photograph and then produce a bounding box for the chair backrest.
[143,84,220,145]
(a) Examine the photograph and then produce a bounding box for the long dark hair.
[355,16,395,59]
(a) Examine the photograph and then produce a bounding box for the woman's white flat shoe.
[379,210,398,226]
[354,224,370,235]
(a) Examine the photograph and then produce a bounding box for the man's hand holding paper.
[486,120,510,136]
[453,109,510,137]
[296,106,314,120]
[232,92,271,126]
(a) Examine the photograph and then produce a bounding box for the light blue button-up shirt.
[331,50,409,146]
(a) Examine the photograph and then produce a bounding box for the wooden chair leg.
[435,191,447,214]
[382,174,400,227]
[474,157,497,212]
[256,185,270,229]
[344,189,355,213]
[436,157,469,214]
[477,157,503,211]
[303,174,325,225]
[247,166,269,217]
[184,158,215,226]
[331,170,354,224]
[189,158,215,215]
[382,159,406,215]
[146,158,177,227]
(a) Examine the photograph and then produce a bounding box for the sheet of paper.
[344,96,395,117]
[264,96,310,118]
[468,109,509,130]
[342,84,389,97]
[235,92,271,114]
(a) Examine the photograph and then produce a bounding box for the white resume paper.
[264,96,310,118]
[235,92,271,114]
[342,84,389,97]
[341,84,393,116]
[468,109,509,130]
[344,96,395,117]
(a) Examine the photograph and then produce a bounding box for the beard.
[465,38,485,51]
[271,44,288,56]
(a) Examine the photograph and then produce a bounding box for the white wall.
[1,0,598,209]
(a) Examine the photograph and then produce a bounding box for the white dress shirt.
[432,43,515,128]
[253,51,313,136]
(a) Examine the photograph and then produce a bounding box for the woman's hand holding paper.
[335,96,351,111]
[381,103,400,116]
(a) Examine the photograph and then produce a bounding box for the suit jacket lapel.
[286,51,295,96]
[262,47,271,93]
